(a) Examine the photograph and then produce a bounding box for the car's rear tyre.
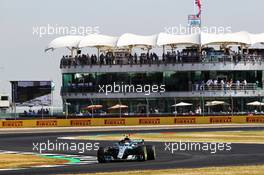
[138,146,148,161]
[146,145,156,160]
[97,147,106,163]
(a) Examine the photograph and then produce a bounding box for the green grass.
[0,154,68,169]
[70,165,264,175]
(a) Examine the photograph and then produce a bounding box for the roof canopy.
[46,31,264,52]
[249,33,264,45]
[78,34,118,48]
[157,33,200,47]
[45,35,84,51]
[201,31,251,46]
[117,33,157,48]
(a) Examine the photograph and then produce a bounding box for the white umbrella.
[108,104,128,118]
[246,101,264,106]
[172,102,193,107]
[205,101,229,107]
[84,105,103,110]
[108,104,128,110]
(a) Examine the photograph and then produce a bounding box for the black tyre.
[138,145,148,161]
[97,147,106,163]
[146,145,156,160]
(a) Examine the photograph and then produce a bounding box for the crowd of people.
[60,52,162,67]
[193,79,260,91]
[60,50,203,68]
[60,49,264,68]
[23,108,50,115]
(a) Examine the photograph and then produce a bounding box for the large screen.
[10,81,52,106]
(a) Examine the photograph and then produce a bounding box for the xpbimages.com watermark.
[32,24,100,38]
[32,140,100,154]
[98,82,166,96]
[164,141,232,154]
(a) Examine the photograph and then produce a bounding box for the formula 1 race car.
[97,136,156,163]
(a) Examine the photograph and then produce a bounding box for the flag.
[195,0,201,18]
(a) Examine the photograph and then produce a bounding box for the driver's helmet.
[124,136,131,142]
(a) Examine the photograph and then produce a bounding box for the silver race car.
[97,136,156,163]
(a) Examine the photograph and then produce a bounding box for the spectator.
[236,80,240,90]
[243,79,247,89]
[220,79,225,90]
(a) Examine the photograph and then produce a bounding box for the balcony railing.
[60,54,264,68]
[192,83,259,92]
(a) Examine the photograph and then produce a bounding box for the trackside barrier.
[0,116,263,128]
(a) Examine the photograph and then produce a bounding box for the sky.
[0,0,263,106]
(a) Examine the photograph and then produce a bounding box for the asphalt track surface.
[0,126,264,175]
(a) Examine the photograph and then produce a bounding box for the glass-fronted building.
[47,33,264,115]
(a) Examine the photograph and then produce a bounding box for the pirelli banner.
[0,116,263,128]
[1,121,24,128]
[246,116,264,123]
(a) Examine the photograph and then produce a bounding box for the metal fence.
[192,83,259,92]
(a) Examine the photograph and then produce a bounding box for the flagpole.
[193,0,196,18]
[200,0,202,29]
[200,0,202,57]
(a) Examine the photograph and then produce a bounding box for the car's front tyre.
[138,145,148,161]
[146,145,156,160]
[97,147,106,163]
